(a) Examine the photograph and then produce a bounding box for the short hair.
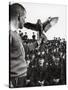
[9,3,26,21]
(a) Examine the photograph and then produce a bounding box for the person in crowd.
[19,30,23,37]
[32,32,36,41]
[23,32,28,40]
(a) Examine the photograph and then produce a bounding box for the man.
[23,32,28,40]
[9,3,27,87]
[32,32,36,41]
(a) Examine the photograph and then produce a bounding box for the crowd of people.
[19,32,66,87]
[19,30,36,41]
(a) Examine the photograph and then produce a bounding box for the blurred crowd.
[19,30,36,41]
[19,31,66,87]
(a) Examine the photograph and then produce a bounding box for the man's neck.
[9,20,18,32]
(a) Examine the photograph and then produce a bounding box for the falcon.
[24,17,59,37]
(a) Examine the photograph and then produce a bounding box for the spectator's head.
[25,32,27,35]
[26,54,29,59]
[42,51,45,55]
[52,55,55,61]
[37,51,41,55]
[19,30,21,33]
[55,42,58,46]
[62,38,65,42]
[45,62,49,67]
[21,32,23,36]
[38,58,44,67]
[60,38,65,43]
[57,37,61,41]
[46,48,49,54]
[9,3,26,29]
[26,60,30,67]
[60,52,63,57]
[53,48,56,53]
[33,32,35,35]
[54,37,57,40]
[31,54,35,60]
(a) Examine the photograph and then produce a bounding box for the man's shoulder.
[9,30,14,35]
[9,30,17,37]
[9,30,15,34]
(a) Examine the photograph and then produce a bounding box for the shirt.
[9,30,27,78]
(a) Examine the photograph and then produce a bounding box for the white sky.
[11,2,66,40]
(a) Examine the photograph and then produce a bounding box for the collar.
[10,23,20,34]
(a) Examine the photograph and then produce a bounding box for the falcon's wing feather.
[43,20,51,33]
[50,17,59,26]
[43,17,59,33]
[24,22,37,31]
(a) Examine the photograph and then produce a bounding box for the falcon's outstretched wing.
[43,19,51,33]
[24,22,37,31]
[43,17,59,33]
[24,17,59,33]
[50,17,59,26]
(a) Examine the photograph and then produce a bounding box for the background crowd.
[19,31,66,87]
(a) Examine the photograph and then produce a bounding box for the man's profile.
[9,3,27,88]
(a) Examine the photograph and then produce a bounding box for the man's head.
[33,32,35,35]
[9,3,26,29]
[31,54,35,60]
[25,32,27,35]
[38,58,44,67]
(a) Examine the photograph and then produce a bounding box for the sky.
[11,2,66,40]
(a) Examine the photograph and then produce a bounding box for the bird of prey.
[24,17,59,37]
